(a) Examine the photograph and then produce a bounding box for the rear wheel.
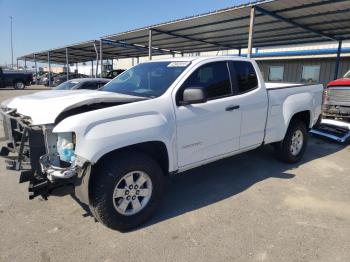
[90,151,165,231]
[275,120,308,163]
[13,81,26,90]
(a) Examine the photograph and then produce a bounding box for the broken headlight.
[57,132,75,163]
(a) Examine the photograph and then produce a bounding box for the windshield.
[53,81,79,90]
[344,70,350,78]
[100,61,190,98]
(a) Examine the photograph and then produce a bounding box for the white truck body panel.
[2,56,323,174]
[171,58,269,168]
[53,97,178,171]
[2,90,146,125]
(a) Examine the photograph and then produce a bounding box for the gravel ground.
[0,85,349,262]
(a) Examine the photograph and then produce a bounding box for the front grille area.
[1,110,78,200]
[327,87,350,104]
[1,111,46,173]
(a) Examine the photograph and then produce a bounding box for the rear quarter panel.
[264,84,323,144]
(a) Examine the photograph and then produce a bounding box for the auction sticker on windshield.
[167,61,191,67]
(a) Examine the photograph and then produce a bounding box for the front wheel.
[13,81,26,90]
[275,120,308,163]
[90,151,165,231]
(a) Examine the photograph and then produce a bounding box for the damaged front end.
[0,107,89,200]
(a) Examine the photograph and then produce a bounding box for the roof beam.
[152,28,233,50]
[276,0,348,14]
[255,6,339,41]
[101,38,177,56]
[48,51,96,61]
[68,46,118,57]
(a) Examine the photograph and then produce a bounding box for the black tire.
[275,119,308,163]
[90,151,165,231]
[13,80,26,90]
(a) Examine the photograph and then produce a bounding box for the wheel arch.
[275,110,312,145]
[12,78,26,88]
[13,78,24,84]
[288,110,311,129]
[75,141,170,206]
[95,141,170,174]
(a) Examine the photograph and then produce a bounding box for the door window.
[180,61,232,100]
[231,61,258,94]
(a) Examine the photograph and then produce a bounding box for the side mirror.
[180,87,208,105]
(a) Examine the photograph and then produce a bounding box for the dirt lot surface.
[0,86,349,262]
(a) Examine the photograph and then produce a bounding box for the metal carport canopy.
[102,0,350,54]
[16,39,162,64]
[17,39,178,64]
[18,0,350,64]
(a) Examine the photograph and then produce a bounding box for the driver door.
[174,61,242,168]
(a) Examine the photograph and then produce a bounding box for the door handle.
[225,105,240,111]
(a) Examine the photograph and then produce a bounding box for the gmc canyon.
[0,57,323,231]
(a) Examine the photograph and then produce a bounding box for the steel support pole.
[10,16,14,69]
[93,41,99,78]
[75,63,78,73]
[247,6,255,58]
[238,48,241,56]
[34,54,38,84]
[48,51,51,87]
[334,40,343,80]
[149,29,153,60]
[100,39,103,77]
[24,58,27,70]
[91,60,94,77]
[65,47,69,81]
[16,59,18,69]
[136,57,139,64]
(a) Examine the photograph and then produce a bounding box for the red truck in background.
[323,70,350,121]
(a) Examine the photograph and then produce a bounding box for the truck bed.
[265,82,304,90]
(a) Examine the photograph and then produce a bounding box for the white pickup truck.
[1,56,323,231]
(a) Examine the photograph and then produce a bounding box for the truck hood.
[2,90,147,125]
[327,78,350,87]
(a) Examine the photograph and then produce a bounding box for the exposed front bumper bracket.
[40,155,78,181]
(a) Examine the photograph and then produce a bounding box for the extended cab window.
[180,62,232,100]
[231,61,258,93]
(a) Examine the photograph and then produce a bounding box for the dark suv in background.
[0,67,33,89]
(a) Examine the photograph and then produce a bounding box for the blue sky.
[0,0,249,66]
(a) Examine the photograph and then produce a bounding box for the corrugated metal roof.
[18,0,350,64]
